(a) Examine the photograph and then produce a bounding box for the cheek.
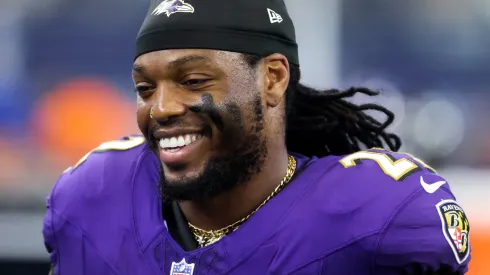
[221,99,256,136]
[222,81,258,110]
[136,96,145,108]
[136,97,150,131]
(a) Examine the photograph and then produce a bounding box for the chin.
[161,161,205,184]
[158,165,210,202]
[158,134,266,201]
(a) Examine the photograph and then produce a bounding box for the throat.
[179,187,255,231]
[180,154,296,232]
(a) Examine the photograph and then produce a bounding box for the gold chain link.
[188,155,297,247]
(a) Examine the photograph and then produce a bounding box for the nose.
[150,86,187,121]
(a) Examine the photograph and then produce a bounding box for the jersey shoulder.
[336,147,443,191]
[337,147,457,200]
[44,136,160,273]
[292,149,470,270]
[338,147,437,180]
[304,148,456,230]
[311,147,445,195]
[47,135,154,219]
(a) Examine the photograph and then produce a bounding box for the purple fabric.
[43,140,471,274]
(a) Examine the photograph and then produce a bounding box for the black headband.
[135,0,299,66]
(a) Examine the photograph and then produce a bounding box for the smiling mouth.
[158,133,203,152]
[156,131,208,166]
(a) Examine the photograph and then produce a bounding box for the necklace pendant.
[195,235,206,247]
[196,234,223,248]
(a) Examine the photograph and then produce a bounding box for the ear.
[263,53,290,108]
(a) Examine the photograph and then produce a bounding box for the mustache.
[148,120,205,135]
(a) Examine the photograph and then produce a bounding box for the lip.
[153,128,203,140]
[159,135,206,165]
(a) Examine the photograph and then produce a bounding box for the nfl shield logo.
[170,258,195,275]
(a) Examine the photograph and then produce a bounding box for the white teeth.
[169,137,178,147]
[159,134,202,149]
[184,135,192,145]
[177,136,185,147]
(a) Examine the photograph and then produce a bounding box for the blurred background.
[0,0,488,274]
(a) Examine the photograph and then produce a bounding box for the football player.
[43,0,471,274]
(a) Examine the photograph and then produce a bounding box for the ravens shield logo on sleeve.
[436,200,470,264]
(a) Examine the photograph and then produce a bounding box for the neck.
[179,146,290,231]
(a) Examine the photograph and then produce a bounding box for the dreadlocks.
[244,54,402,157]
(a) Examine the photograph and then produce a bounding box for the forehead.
[133,49,245,71]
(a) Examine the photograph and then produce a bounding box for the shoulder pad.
[334,149,459,206]
[68,135,147,173]
[338,147,436,182]
[282,152,451,259]
[333,147,456,210]
[45,135,159,270]
[302,149,454,237]
[48,135,152,218]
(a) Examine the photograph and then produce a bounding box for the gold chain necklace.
[188,155,297,248]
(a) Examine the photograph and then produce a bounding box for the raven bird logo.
[152,0,195,17]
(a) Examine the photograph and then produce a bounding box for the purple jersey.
[43,136,471,274]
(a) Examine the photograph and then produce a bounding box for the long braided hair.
[244,54,402,157]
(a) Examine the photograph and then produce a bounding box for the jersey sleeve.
[42,135,147,274]
[42,173,118,275]
[373,173,471,274]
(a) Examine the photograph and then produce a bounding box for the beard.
[158,94,267,202]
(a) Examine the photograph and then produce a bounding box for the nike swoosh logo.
[420,176,446,194]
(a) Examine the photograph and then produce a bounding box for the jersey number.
[70,135,146,171]
[339,150,435,181]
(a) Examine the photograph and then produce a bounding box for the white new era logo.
[267,8,283,24]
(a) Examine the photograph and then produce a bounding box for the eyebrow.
[132,55,212,74]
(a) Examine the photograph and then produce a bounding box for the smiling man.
[43,0,471,274]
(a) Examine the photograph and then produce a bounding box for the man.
[43,0,471,274]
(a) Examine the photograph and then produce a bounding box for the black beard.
[158,94,267,202]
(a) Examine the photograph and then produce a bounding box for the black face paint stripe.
[189,93,224,132]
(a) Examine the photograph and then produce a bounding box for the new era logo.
[267,8,283,24]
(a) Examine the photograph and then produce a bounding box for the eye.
[181,78,211,87]
[134,85,154,98]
